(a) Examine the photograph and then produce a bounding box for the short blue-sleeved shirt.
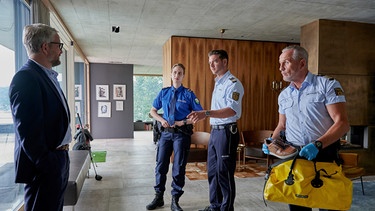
[210,70,244,125]
[278,72,346,146]
[153,85,203,121]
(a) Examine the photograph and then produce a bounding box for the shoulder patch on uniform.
[229,77,237,83]
[232,92,240,101]
[194,98,200,104]
[334,87,344,96]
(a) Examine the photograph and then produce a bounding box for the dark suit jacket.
[9,59,70,183]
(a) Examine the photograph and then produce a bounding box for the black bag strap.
[262,154,298,206]
[284,154,299,185]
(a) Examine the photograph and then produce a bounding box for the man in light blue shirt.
[188,50,244,211]
[264,45,350,211]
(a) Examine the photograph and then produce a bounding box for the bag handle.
[263,154,298,206]
[284,154,299,185]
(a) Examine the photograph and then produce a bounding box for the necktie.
[168,90,177,125]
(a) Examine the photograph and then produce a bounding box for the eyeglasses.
[49,42,64,50]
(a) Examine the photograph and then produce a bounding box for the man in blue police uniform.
[263,45,350,211]
[188,50,244,211]
[147,63,203,211]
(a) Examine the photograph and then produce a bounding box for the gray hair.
[282,45,308,65]
[23,23,58,56]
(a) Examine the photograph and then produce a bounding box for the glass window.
[133,75,163,122]
[0,1,30,210]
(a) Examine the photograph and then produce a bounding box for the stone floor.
[61,131,375,211]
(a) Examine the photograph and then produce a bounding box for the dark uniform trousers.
[24,150,70,211]
[154,127,191,197]
[208,124,239,211]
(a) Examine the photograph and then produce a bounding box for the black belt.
[162,125,188,133]
[211,123,236,130]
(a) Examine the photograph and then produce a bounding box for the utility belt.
[161,124,193,135]
[211,122,238,134]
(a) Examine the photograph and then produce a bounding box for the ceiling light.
[112,26,120,33]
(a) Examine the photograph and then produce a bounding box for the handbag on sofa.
[263,155,352,210]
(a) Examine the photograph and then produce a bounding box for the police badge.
[232,92,240,101]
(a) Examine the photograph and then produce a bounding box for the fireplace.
[342,126,369,149]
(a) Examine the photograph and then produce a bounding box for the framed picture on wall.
[116,101,123,111]
[113,84,126,100]
[98,102,111,118]
[75,101,81,115]
[75,85,82,100]
[96,85,109,100]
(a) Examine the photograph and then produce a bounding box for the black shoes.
[171,196,183,211]
[146,193,184,211]
[146,193,164,210]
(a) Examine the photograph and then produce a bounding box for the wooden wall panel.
[162,38,171,87]
[300,21,319,74]
[163,36,294,132]
[263,42,289,130]
[302,19,375,76]
[221,39,238,75]
[249,42,264,130]
[318,20,375,75]
[237,41,252,131]
[188,38,208,131]
[170,36,190,86]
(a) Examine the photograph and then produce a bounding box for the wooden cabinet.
[163,36,293,132]
[301,19,375,125]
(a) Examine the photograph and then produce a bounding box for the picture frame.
[96,85,109,100]
[74,85,82,100]
[98,102,111,118]
[75,101,81,115]
[116,101,123,111]
[113,84,126,100]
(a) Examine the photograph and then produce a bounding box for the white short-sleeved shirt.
[278,72,346,146]
[210,70,244,125]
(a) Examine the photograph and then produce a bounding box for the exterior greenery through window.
[133,75,163,122]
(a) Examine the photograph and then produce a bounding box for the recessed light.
[112,26,120,33]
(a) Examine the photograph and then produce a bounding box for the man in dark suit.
[9,23,71,211]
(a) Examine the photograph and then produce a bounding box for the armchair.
[241,130,274,167]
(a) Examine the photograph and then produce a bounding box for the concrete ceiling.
[49,0,375,75]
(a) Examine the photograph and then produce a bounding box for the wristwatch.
[183,119,187,125]
[314,140,323,150]
[205,110,211,117]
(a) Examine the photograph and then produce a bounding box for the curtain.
[30,0,49,25]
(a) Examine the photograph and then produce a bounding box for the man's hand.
[299,143,319,160]
[187,111,206,123]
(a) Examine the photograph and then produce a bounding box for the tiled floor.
[63,131,374,211]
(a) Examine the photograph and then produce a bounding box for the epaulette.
[186,88,192,92]
[229,77,237,83]
[318,74,334,81]
[162,87,170,91]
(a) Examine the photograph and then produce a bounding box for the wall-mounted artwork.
[75,101,81,115]
[74,85,82,100]
[98,102,111,118]
[113,84,126,100]
[96,85,109,100]
[116,101,123,111]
